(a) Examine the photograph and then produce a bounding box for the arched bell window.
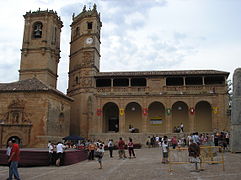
[32,21,43,38]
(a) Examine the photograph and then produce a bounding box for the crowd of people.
[146,131,230,149]
[147,130,230,164]
[84,137,136,168]
[46,137,137,169]
[4,130,230,179]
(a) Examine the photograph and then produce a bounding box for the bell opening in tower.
[32,22,43,38]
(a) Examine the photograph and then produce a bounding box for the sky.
[0,0,240,93]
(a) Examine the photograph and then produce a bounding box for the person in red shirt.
[118,137,126,159]
[7,139,20,180]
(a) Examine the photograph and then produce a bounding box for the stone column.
[142,114,148,133]
[111,79,113,92]
[189,113,195,132]
[142,97,148,132]
[165,100,172,133]
[119,113,125,133]
[119,99,125,133]
[231,68,241,152]
[166,114,172,133]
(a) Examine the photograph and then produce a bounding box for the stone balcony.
[96,84,227,96]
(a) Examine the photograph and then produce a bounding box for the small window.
[75,27,80,36]
[87,22,93,30]
[185,76,202,85]
[75,76,79,84]
[131,78,146,86]
[113,78,129,87]
[33,22,43,38]
[166,77,184,86]
[204,76,225,85]
[96,79,111,87]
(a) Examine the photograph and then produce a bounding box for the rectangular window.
[166,77,184,86]
[87,22,93,30]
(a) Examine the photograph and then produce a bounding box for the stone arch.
[194,101,212,132]
[171,101,189,132]
[147,101,166,133]
[3,132,24,147]
[125,102,142,132]
[7,136,21,145]
[102,102,119,133]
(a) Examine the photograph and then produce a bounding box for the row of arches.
[102,101,212,133]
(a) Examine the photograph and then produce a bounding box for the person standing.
[118,137,125,159]
[48,142,54,165]
[56,142,65,166]
[180,123,184,133]
[107,139,114,158]
[88,141,96,160]
[7,139,20,180]
[146,136,151,148]
[115,124,119,132]
[96,143,104,169]
[161,140,169,164]
[6,141,12,165]
[188,139,201,171]
[171,136,178,149]
[127,138,136,158]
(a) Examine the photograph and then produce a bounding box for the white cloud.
[0,0,241,93]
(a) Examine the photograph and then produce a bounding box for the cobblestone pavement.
[1,148,241,180]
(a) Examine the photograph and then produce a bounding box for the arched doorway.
[103,102,119,132]
[7,136,21,145]
[172,101,189,132]
[195,101,212,132]
[125,102,142,132]
[148,102,166,133]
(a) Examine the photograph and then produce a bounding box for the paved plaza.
[1,148,241,180]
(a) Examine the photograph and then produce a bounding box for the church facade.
[67,5,230,139]
[0,5,230,147]
[0,10,72,148]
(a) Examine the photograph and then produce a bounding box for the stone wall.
[231,68,241,152]
[0,91,71,148]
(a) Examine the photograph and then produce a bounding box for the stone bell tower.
[19,9,63,88]
[67,4,102,136]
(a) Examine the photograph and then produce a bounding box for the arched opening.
[32,21,43,38]
[103,102,119,133]
[7,136,21,145]
[125,102,142,132]
[195,101,212,132]
[148,102,166,133]
[172,101,189,132]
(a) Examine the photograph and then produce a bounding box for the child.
[96,143,104,169]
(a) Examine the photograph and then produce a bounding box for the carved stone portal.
[0,99,32,148]
[0,99,32,125]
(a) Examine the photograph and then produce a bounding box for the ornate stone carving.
[0,99,32,125]
[81,77,92,87]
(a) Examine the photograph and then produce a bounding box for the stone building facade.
[0,10,72,148]
[0,5,230,147]
[67,5,230,141]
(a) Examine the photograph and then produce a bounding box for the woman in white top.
[56,142,66,166]
[161,140,169,164]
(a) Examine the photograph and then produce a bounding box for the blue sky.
[0,0,240,93]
